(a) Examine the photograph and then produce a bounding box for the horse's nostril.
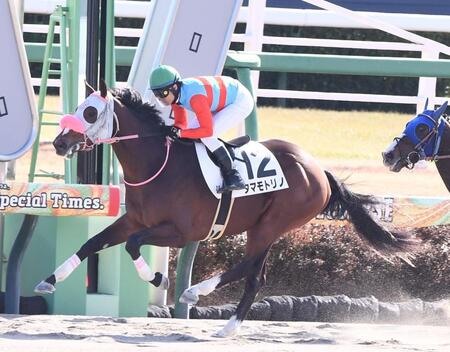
[383,151,392,162]
[53,139,66,150]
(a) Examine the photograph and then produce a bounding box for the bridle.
[397,113,450,169]
[61,91,172,187]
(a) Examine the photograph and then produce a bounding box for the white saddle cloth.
[194,141,289,199]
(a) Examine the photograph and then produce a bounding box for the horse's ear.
[433,101,448,120]
[423,98,429,111]
[99,79,108,98]
[85,80,95,94]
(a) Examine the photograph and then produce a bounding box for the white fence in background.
[23,0,450,108]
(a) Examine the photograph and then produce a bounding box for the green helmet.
[149,65,181,90]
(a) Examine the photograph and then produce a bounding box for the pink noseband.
[60,114,85,133]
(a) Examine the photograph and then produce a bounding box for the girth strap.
[202,191,235,241]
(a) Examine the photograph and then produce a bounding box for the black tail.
[324,170,419,256]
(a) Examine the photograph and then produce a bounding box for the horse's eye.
[415,124,430,140]
[83,106,98,123]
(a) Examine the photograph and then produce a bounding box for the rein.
[404,115,450,167]
[427,117,450,161]
[96,131,164,144]
[80,133,172,187]
[122,138,172,187]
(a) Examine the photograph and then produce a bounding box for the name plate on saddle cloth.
[195,141,289,241]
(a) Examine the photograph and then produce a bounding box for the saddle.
[178,135,250,165]
[208,135,250,165]
[192,136,289,241]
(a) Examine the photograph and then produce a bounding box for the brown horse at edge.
[36,81,418,337]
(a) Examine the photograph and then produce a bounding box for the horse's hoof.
[149,272,169,290]
[34,281,55,294]
[179,288,199,305]
[213,326,239,338]
[213,316,241,338]
[160,275,170,290]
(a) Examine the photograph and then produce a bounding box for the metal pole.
[67,0,86,183]
[105,0,115,87]
[103,0,116,185]
[99,0,107,81]
[77,0,100,185]
[99,0,109,185]
[173,241,200,318]
[81,0,101,294]
[5,215,38,314]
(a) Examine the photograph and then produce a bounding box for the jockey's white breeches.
[188,82,254,152]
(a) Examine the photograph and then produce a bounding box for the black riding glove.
[163,125,181,141]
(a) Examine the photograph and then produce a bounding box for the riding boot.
[212,146,246,193]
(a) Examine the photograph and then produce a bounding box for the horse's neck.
[109,101,199,186]
[112,137,165,180]
[110,105,168,184]
[435,123,450,192]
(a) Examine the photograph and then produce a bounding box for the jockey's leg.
[202,137,245,193]
[200,83,254,193]
[125,223,184,289]
[34,214,139,294]
[209,81,255,136]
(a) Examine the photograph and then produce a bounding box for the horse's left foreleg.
[34,214,139,294]
[125,222,184,289]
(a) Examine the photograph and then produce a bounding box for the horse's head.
[382,100,448,172]
[53,80,115,157]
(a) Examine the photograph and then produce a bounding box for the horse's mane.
[111,87,165,127]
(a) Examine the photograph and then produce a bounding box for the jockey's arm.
[178,95,213,139]
[172,104,188,129]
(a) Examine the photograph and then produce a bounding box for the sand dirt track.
[0,314,448,352]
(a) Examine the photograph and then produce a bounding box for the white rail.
[24,1,450,32]
[247,36,424,51]
[23,23,142,38]
[303,0,450,56]
[258,89,449,105]
[24,0,450,109]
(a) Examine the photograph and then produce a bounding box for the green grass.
[38,95,412,160]
[258,107,411,160]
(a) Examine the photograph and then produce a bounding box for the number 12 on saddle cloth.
[195,140,289,199]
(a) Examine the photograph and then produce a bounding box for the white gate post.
[244,0,266,95]
[240,0,266,136]
[418,48,439,112]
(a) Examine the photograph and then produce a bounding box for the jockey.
[149,65,255,193]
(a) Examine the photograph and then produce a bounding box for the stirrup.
[217,180,246,194]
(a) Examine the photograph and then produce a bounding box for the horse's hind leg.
[180,231,272,336]
[34,214,138,294]
[215,248,270,337]
[179,249,267,306]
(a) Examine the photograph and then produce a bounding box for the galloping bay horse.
[36,80,418,337]
[382,100,450,192]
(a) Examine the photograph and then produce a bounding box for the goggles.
[152,88,171,99]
